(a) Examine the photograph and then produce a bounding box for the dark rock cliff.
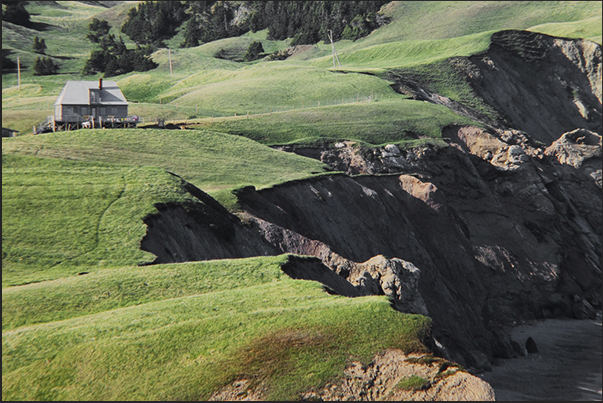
[139,31,602,371]
[468,30,601,144]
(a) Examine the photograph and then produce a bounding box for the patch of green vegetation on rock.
[396,375,430,391]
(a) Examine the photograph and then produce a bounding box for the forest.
[122,1,389,48]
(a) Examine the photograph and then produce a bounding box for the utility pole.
[168,49,173,76]
[328,30,342,69]
[17,56,21,91]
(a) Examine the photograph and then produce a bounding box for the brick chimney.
[99,78,103,90]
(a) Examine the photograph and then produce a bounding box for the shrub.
[244,41,265,61]
[33,56,59,76]
[396,375,429,391]
[33,36,47,54]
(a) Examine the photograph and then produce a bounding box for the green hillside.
[2,254,431,400]
[2,129,327,286]
[3,1,601,134]
[1,153,193,286]
[2,1,601,400]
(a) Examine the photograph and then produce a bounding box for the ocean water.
[478,315,602,401]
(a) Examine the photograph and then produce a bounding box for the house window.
[90,90,100,104]
[82,106,90,115]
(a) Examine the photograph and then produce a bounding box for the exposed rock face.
[468,30,602,144]
[385,30,602,145]
[544,128,602,187]
[141,124,602,370]
[346,255,429,316]
[140,30,602,377]
[210,350,495,401]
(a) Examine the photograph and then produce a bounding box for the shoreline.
[477,315,602,401]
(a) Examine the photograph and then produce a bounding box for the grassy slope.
[2,254,431,401]
[3,1,601,134]
[2,129,326,285]
[199,98,477,147]
[361,1,601,45]
[1,128,327,193]
[1,153,198,287]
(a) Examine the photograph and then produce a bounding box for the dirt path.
[477,315,602,401]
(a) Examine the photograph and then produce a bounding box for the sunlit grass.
[527,15,602,44]
[2,128,328,194]
[198,98,478,146]
[1,153,196,287]
[2,2,601,400]
[2,270,431,401]
[2,255,291,330]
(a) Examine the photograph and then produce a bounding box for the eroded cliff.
[140,31,602,379]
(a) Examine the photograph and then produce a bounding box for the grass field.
[3,1,600,134]
[2,129,327,286]
[197,98,478,146]
[1,153,199,287]
[1,128,328,194]
[2,262,431,400]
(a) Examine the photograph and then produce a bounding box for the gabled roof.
[54,80,128,106]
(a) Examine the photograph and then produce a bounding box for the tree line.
[122,1,389,48]
[2,1,390,77]
[82,18,157,77]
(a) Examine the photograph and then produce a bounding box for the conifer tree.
[33,56,58,75]
[33,36,47,54]
[2,2,31,27]
[244,41,264,61]
[86,18,110,43]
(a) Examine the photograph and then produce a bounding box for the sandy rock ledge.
[209,349,495,401]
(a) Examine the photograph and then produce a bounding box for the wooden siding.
[57,105,128,123]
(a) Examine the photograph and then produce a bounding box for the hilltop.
[2,1,602,401]
[2,1,601,133]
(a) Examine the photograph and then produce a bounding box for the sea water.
[478,315,602,401]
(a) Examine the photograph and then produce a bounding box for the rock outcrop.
[544,128,602,187]
[467,30,602,144]
[140,30,602,378]
[210,350,495,401]
[141,127,602,370]
[385,30,602,145]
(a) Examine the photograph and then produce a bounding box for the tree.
[2,49,18,73]
[341,12,380,41]
[244,41,264,61]
[121,1,188,46]
[82,33,157,77]
[86,18,111,43]
[2,2,31,27]
[33,56,58,76]
[33,36,47,54]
